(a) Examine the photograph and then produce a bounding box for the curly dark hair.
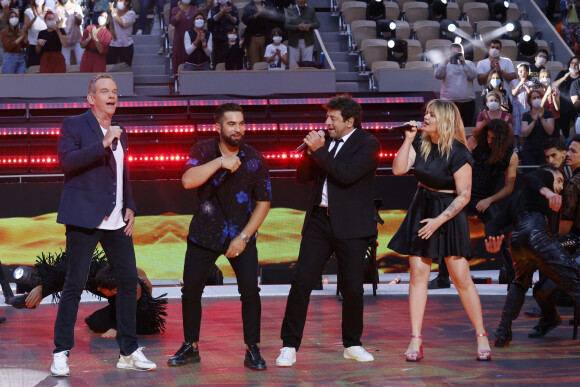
[95,264,117,291]
[472,119,512,164]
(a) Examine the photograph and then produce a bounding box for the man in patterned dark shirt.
[167,103,272,370]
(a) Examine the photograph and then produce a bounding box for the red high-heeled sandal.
[476,333,492,361]
[405,334,423,362]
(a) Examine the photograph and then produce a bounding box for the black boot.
[7,294,27,309]
[244,344,267,370]
[494,284,526,348]
[528,315,562,338]
[0,261,15,304]
[167,342,200,366]
[428,274,451,289]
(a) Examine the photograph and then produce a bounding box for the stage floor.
[1,286,579,386]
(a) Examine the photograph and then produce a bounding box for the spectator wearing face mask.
[1,9,28,74]
[92,0,110,25]
[538,69,561,138]
[0,0,9,68]
[224,26,243,69]
[560,0,580,52]
[529,49,549,88]
[23,0,47,67]
[482,69,511,113]
[553,56,580,138]
[55,0,84,66]
[208,0,238,65]
[106,0,136,66]
[80,11,116,72]
[510,63,535,142]
[520,89,556,165]
[476,39,516,88]
[183,11,212,71]
[285,0,319,66]
[264,27,286,70]
[475,91,513,133]
[37,10,67,73]
[170,0,196,75]
[242,0,281,71]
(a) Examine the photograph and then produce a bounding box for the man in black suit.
[276,96,381,366]
[51,74,156,377]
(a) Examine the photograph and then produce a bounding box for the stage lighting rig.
[387,39,408,65]
[440,19,459,40]
[428,0,448,21]
[376,19,398,39]
[488,0,510,22]
[503,19,523,42]
[518,34,538,61]
[366,0,387,22]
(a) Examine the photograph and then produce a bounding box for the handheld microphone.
[218,151,242,185]
[111,120,119,151]
[295,129,327,152]
[387,122,422,133]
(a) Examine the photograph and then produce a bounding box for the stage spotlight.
[488,0,509,22]
[428,0,448,21]
[13,266,38,290]
[387,38,408,65]
[440,19,458,40]
[518,34,538,60]
[503,19,522,42]
[366,0,386,22]
[377,19,398,39]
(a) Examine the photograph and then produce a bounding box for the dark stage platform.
[1,292,579,386]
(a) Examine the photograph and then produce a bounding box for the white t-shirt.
[476,56,516,90]
[97,125,126,231]
[264,43,287,70]
[24,8,47,46]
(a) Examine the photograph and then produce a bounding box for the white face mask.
[272,36,282,43]
[540,78,551,86]
[487,101,500,111]
[490,79,501,88]
[532,99,542,108]
[489,48,500,58]
[1,0,10,7]
[182,0,191,4]
[9,17,19,27]
[36,0,44,7]
[570,67,579,75]
[98,16,107,26]
[219,0,228,4]
[46,19,56,28]
[116,1,125,10]
[194,18,204,28]
[227,33,237,41]
[536,57,547,67]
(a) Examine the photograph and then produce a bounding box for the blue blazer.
[56,110,136,229]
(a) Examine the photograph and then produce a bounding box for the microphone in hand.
[111,120,119,151]
[387,122,422,133]
[295,129,327,152]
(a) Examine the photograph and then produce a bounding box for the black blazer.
[56,110,136,229]
[297,128,380,239]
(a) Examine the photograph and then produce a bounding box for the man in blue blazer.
[50,74,156,377]
[276,96,381,366]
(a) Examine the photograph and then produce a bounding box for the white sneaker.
[51,350,70,377]
[117,347,157,371]
[136,29,143,35]
[275,347,296,367]
[343,346,374,362]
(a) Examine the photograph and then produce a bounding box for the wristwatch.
[239,232,250,243]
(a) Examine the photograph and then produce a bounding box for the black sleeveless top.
[186,29,210,65]
[471,144,514,200]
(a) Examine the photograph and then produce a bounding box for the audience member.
[1,9,28,74]
[107,0,136,67]
[92,0,110,24]
[170,0,196,74]
[242,0,281,71]
[80,11,115,72]
[224,26,243,69]
[23,0,47,67]
[208,0,238,65]
[520,89,556,165]
[476,39,516,88]
[475,91,514,133]
[285,0,319,66]
[183,11,212,70]
[55,0,83,66]
[510,63,534,143]
[528,49,549,88]
[553,56,580,138]
[560,0,580,52]
[264,26,286,70]
[544,137,573,179]
[434,42,477,127]
[136,0,165,35]
[481,69,511,113]
[0,0,8,68]
[36,10,67,73]
[539,69,561,138]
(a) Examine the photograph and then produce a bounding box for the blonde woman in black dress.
[388,99,492,362]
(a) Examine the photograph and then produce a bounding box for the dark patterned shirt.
[561,167,580,233]
[184,137,272,253]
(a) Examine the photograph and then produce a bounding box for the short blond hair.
[420,99,467,160]
[88,73,115,95]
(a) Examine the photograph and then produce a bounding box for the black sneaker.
[428,275,451,289]
[167,342,200,366]
[524,306,542,318]
[244,344,267,370]
[493,328,512,348]
[528,316,562,338]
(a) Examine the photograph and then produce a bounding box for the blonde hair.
[539,69,551,79]
[420,99,467,160]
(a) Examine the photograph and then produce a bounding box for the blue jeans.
[138,0,166,31]
[2,52,27,74]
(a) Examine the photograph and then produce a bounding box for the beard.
[221,132,243,147]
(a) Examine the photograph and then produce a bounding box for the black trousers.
[54,225,138,355]
[85,304,116,333]
[497,213,580,330]
[106,44,135,67]
[181,240,261,345]
[280,206,369,350]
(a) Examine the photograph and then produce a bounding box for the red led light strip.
[0,128,30,135]
[196,123,277,132]
[190,99,268,106]
[30,156,59,164]
[124,125,195,134]
[0,103,27,109]
[278,123,326,131]
[28,102,89,109]
[0,157,28,164]
[117,101,188,107]
[127,154,189,163]
[269,98,330,105]
[355,97,424,104]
